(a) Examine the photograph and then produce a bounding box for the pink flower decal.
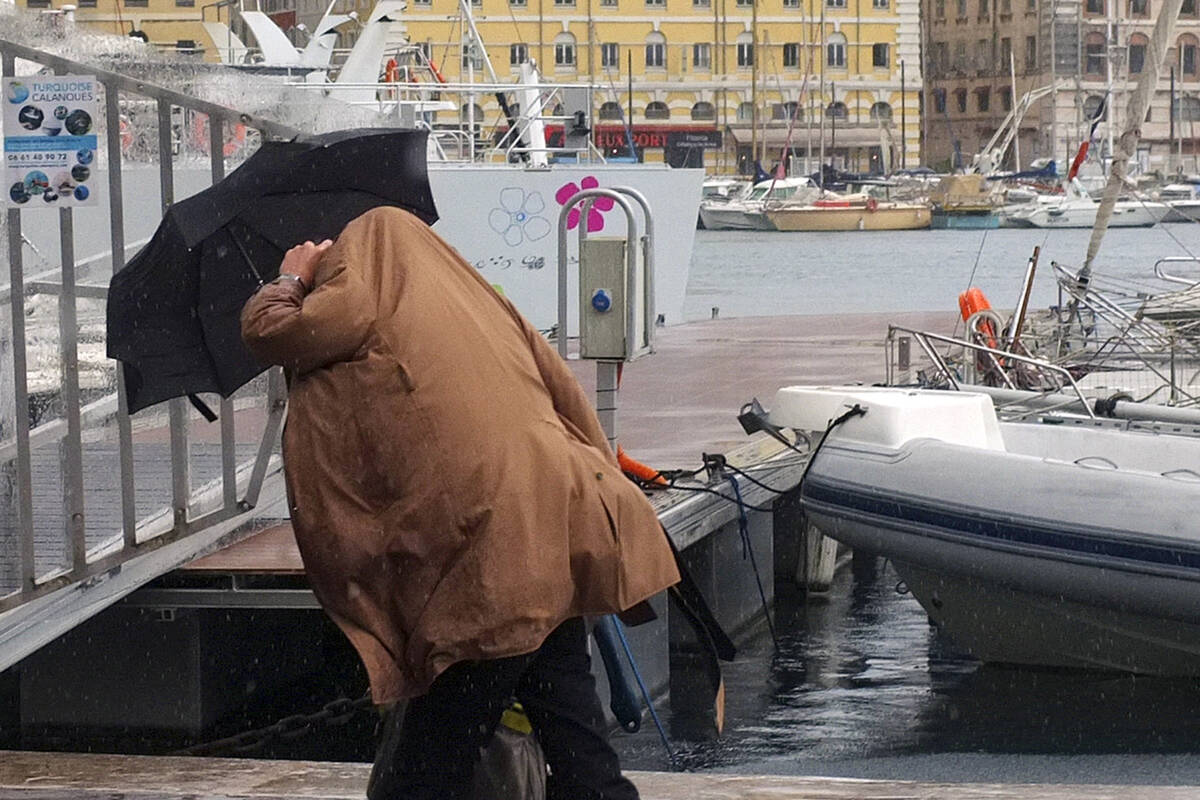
[555,175,615,232]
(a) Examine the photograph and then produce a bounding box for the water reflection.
[615,557,1200,777]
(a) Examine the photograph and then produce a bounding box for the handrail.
[1153,257,1200,286]
[887,325,1097,418]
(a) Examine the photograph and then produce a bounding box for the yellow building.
[398,0,923,171]
[16,0,230,62]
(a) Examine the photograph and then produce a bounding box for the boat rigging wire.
[726,474,780,652]
[612,616,680,768]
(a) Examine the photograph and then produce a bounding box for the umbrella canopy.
[107,128,437,415]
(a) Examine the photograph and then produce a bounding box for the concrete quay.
[1,750,1199,799]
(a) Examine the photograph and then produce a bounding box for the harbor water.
[683,224,1200,322]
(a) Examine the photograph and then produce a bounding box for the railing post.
[3,50,36,595]
[160,102,190,528]
[58,207,87,576]
[106,80,138,548]
[207,112,237,512]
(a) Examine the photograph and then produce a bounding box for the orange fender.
[617,445,667,486]
[958,287,998,350]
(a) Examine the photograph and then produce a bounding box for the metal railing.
[0,39,300,632]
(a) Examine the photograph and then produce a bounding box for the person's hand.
[279,239,333,290]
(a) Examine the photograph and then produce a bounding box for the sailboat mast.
[1080,0,1184,281]
[1105,0,1115,176]
[818,0,826,188]
[751,0,759,171]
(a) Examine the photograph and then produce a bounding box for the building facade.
[392,0,923,172]
[924,0,1200,174]
[17,0,227,60]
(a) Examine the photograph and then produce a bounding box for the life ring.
[958,287,999,351]
[865,196,879,212]
[385,58,400,83]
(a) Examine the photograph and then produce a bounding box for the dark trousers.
[367,617,640,800]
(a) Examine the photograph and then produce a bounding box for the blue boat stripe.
[802,477,1200,571]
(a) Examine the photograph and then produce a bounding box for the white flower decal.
[489,187,551,246]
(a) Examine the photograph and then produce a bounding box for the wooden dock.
[1,750,1197,799]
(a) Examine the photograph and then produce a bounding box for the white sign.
[3,75,99,208]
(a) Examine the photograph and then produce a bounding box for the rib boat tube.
[771,385,1200,675]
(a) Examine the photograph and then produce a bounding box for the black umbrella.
[106,128,437,416]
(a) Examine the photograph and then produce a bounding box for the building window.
[1084,33,1105,75]
[646,101,670,119]
[1027,0,1035,9]
[600,0,617,6]
[555,0,575,6]
[976,38,990,71]
[976,88,990,111]
[1182,36,1199,75]
[460,103,485,128]
[955,88,967,112]
[693,42,712,68]
[176,0,196,7]
[826,101,848,119]
[737,0,753,6]
[933,88,947,113]
[462,45,484,70]
[827,0,847,7]
[599,101,624,120]
[872,42,889,68]
[510,0,527,6]
[1128,34,1147,73]
[737,101,755,120]
[737,35,755,67]
[935,0,945,16]
[1000,37,1011,68]
[783,42,801,67]
[1085,0,1103,12]
[956,0,967,13]
[176,39,197,52]
[77,0,97,6]
[645,34,666,69]
[1001,88,1012,110]
[1129,0,1148,14]
[510,43,528,66]
[772,100,800,119]
[1174,96,1200,120]
[696,0,712,7]
[1025,35,1036,70]
[601,42,619,68]
[979,0,988,15]
[692,101,716,120]
[124,0,148,7]
[869,101,892,120]
[1185,0,1198,16]
[953,41,967,70]
[1000,0,1010,12]
[24,0,50,6]
[873,0,888,7]
[784,0,800,7]
[827,33,847,67]
[554,35,576,68]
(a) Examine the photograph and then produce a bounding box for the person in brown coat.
[240,206,680,799]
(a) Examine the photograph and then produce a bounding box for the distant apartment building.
[394,0,923,172]
[924,0,1200,173]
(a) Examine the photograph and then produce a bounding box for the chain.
[173,692,375,757]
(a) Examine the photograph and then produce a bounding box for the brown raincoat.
[241,207,679,704]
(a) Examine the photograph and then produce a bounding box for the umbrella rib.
[230,231,266,287]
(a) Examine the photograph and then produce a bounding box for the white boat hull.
[773,386,1200,675]
[1024,201,1168,228]
[57,163,703,334]
[427,163,704,330]
[697,203,774,231]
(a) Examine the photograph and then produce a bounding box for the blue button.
[591,289,612,313]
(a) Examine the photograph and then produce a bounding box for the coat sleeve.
[240,263,374,374]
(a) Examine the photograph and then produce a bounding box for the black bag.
[367,701,547,800]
